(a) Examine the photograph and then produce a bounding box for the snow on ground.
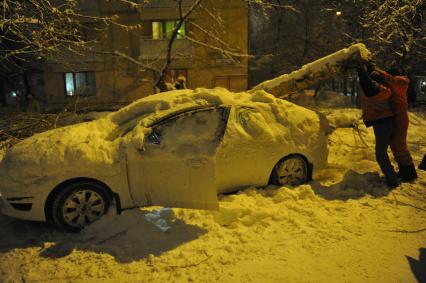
[1,100,426,282]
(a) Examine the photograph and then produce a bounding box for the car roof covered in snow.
[109,88,285,126]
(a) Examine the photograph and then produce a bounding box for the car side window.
[146,108,227,156]
[235,107,271,137]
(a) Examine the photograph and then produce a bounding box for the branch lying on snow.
[146,251,212,269]
[353,123,368,147]
[96,229,129,244]
[390,192,426,212]
[328,121,369,149]
[386,194,426,234]
[392,200,426,212]
[388,228,426,234]
[169,252,213,269]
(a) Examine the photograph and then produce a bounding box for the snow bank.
[324,108,362,129]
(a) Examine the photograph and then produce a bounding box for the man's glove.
[366,61,377,75]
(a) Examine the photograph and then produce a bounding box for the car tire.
[51,181,111,233]
[271,155,309,187]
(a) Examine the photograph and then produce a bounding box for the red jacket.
[361,85,394,123]
[374,70,409,114]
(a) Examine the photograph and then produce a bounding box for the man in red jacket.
[370,67,418,182]
[357,63,399,187]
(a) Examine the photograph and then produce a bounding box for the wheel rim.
[277,157,307,186]
[62,189,105,228]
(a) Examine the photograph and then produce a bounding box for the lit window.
[152,21,163,39]
[151,20,186,40]
[64,72,96,96]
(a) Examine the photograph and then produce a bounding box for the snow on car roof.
[110,88,287,126]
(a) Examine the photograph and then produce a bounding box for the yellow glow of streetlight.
[336,11,342,16]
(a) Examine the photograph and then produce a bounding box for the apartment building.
[36,0,248,111]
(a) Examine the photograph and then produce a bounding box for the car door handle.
[186,158,207,169]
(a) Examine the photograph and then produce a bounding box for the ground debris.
[0,112,101,150]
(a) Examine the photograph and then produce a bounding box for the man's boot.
[419,154,426,171]
[385,172,400,188]
[397,165,407,178]
[401,164,418,182]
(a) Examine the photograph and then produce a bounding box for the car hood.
[0,118,123,186]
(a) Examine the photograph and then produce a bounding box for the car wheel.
[51,181,111,233]
[271,155,308,187]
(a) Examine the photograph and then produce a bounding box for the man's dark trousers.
[373,121,398,181]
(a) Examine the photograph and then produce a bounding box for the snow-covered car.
[0,88,328,232]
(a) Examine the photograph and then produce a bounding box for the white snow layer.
[1,105,426,282]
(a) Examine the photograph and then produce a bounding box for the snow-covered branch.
[249,43,371,98]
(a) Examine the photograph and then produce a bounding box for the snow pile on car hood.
[0,88,322,184]
[0,118,120,184]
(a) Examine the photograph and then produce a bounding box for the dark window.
[165,69,187,84]
[65,72,96,96]
[152,20,186,39]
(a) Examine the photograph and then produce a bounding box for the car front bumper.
[0,189,47,222]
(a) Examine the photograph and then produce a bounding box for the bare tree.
[154,0,203,92]
[113,0,251,92]
[0,0,140,106]
[326,0,426,72]
[360,0,426,72]
[249,0,345,86]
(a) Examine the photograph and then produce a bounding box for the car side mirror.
[147,129,161,145]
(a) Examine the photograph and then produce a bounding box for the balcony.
[139,38,194,61]
[140,0,193,8]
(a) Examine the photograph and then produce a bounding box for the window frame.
[64,71,96,97]
[234,106,260,129]
[151,20,186,40]
[146,106,229,146]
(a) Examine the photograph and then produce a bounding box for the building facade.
[30,0,248,111]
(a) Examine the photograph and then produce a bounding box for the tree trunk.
[155,0,203,92]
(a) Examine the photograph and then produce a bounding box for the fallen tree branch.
[388,227,426,233]
[169,253,213,269]
[353,123,368,147]
[390,192,426,212]
[96,229,128,244]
